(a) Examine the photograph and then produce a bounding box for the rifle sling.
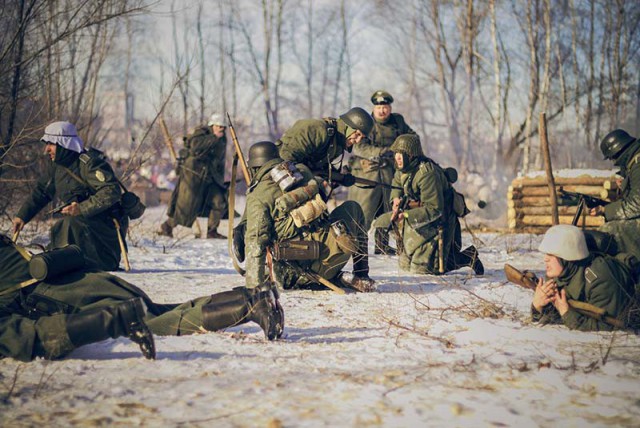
[228,154,246,276]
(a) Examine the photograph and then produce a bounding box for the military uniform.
[532,254,636,331]
[0,236,282,361]
[599,143,640,259]
[276,118,348,174]
[244,155,371,291]
[16,146,125,271]
[165,125,228,236]
[377,134,482,275]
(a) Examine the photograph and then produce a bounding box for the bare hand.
[552,288,570,316]
[532,278,557,312]
[589,206,604,216]
[12,217,25,235]
[61,202,81,216]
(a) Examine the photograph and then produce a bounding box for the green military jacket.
[276,118,348,173]
[17,147,121,222]
[351,113,414,170]
[244,158,317,286]
[168,125,227,225]
[532,255,636,331]
[605,144,640,221]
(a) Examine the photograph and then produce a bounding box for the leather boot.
[66,298,156,359]
[456,245,484,275]
[201,284,284,340]
[206,230,227,239]
[157,220,173,237]
[342,253,376,292]
[374,228,396,255]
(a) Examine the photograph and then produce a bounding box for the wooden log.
[599,189,618,201]
[510,184,607,198]
[508,206,580,218]
[603,180,621,190]
[512,175,616,188]
[508,196,560,207]
[516,215,604,227]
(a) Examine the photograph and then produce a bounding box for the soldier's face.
[543,254,563,278]
[44,143,57,161]
[212,125,226,138]
[346,130,365,147]
[373,104,392,121]
[394,152,404,169]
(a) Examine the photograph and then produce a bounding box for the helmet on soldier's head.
[600,129,636,160]
[339,107,374,137]
[538,225,589,261]
[208,113,227,127]
[371,90,394,105]
[390,134,424,158]
[248,141,279,168]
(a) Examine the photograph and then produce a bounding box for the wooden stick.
[539,112,559,225]
[159,118,177,163]
[509,184,608,197]
[113,219,131,272]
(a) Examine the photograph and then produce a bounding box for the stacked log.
[507,173,619,233]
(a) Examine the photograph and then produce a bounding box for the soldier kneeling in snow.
[0,234,283,362]
[532,225,638,331]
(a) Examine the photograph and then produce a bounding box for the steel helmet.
[538,225,589,261]
[248,141,279,168]
[390,134,424,158]
[600,129,635,160]
[339,107,374,137]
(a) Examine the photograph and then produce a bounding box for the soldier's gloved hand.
[340,173,356,187]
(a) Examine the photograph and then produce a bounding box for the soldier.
[0,234,283,362]
[532,225,637,331]
[349,91,415,255]
[380,134,483,275]
[243,141,375,292]
[276,107,373,181]
[12,121,127,271]
[590,129,640,259]
[159,113,228,239]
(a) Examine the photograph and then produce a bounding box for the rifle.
[504,264,625,328]
[159,118,177,163]
[558,188,608,226]
[315,168,403,191]
[385,195,410,233]
[46,202,71,216]
[226,113,251,186]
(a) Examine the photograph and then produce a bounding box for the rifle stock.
[227,113,252,186]
[159,118,177,163]
[503,264,625,328]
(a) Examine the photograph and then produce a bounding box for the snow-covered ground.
[1,206,639,427]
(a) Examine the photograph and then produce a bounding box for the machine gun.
[558,188,608,226]
[504,264,625,328]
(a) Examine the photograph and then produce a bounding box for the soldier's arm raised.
[16,165,56,223]
[604,166,640,220]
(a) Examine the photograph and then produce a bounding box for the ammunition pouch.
[28,245,85,281]
[275,180,319,214]
[272,240,321,261]
[25,293,74,317]
[290,194,327,228]
[330,220,359,255]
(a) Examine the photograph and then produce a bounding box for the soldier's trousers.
[0,271,216,362]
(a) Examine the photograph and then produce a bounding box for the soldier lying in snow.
[0,234,283,362]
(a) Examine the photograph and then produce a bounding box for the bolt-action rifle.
[504,264,624,328]
[314,168,403,191]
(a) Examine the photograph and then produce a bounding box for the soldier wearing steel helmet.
[275,107,373,182]
[590,129,640,259]
[242,141,374,292]
[158,113,229,239]
[375,134,483,276]
[349,91,416,255]
[532,225,637,331]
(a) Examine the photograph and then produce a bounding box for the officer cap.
[339,107,374,137]
[538,225,589,261]
[390,134,424,158]
[600,129,636,160]
[248,141,279,168]
[371,90,394,105]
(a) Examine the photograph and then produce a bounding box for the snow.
[1,206,639,427]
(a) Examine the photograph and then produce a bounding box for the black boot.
[157,220,173,237]
[66,298,156,359]
[374,228,396,255]
[202,284,284,340]
[457,245,484,275]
